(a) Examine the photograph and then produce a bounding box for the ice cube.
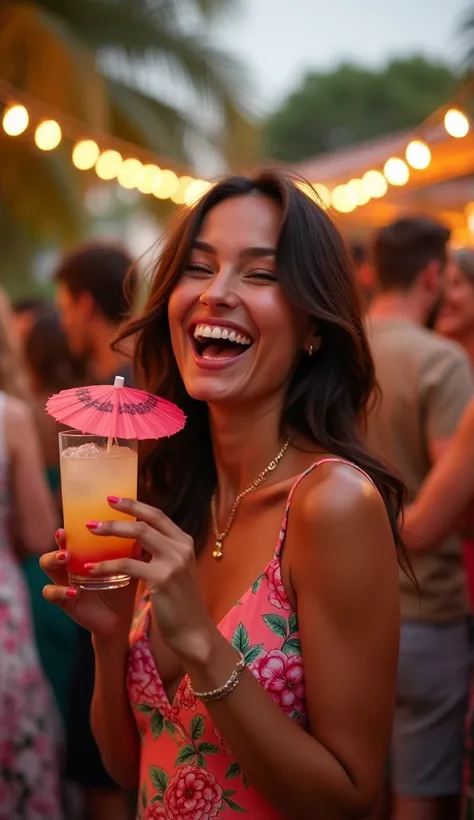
[61,443,103,459]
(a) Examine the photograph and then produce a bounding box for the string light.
[444,108,469,138]
[153,169,179,199]
[383,157,409,186]
[2,104,29,136]
[331,184,357,213]
[405,140,431,170]
[171,175,194,205]
[34,119,62,151]
[72,139,100,170]
[95,149,123,180]
[117,158,144,189]
[184,179,212,206]
[347,178,370,206]
[361,170,387,198]
[137,164,161,194]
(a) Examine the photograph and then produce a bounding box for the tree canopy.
[263,56,458,162]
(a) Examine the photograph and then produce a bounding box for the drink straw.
[107,375,124,453]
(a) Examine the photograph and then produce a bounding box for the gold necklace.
[210,437,292,560]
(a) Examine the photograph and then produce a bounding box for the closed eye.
[247,271,278,282]
[186,264,213,275]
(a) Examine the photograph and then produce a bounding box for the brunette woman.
[42,171,403,819]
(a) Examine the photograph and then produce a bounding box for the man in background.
[350,241,376,307]
[366,217,473,820]
[54,240,137,820]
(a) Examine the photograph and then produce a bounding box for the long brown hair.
[117,170,406,564]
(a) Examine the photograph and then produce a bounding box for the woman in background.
[0,291,62,818]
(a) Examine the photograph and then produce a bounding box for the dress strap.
[275,457,376,558]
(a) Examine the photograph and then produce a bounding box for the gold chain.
[210,437,292,560]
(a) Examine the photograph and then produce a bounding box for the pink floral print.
[165,765,223,818]
[252,650,305,716]
[265,559,291,610]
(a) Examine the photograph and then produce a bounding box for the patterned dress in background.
[127,459,371,819]
[0,392,63,819]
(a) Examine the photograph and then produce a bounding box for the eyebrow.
[192,240,276,259]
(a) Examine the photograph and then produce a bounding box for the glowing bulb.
[184,178,212,206]
[34,119,62,151]
[2,104,29,136]
[347,178,370,206]
[331,184,357,213]
[444,108,469,138]
[383,157,409,186]
[405,140,431,170]
[312,183,331,209]
[171,175,195,205]
[72,140,100,170]
[153,169,179,199]
[95,150,123,180]
[361,170,387,199]
[117,158,143,189]
[137,164,161,194]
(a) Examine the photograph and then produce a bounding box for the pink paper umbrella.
[46,376,186,440]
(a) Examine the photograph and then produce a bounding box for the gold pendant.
[213,540,223,560]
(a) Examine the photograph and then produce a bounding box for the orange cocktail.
[59,431,138,590]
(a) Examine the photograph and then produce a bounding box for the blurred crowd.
[2,214,474,819]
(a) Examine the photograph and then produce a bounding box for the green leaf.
[175,744,197,766]
[251,573,264,594]
[225,762,241,779]
[190,714,205,740]
[231,622,250,653]
[262,613,288,638]
[141,783,148,808]
[288,612,299,635]
[223,794,248,812]
[282,637,302,655]
[243,644,263,665]
[243,772,251,789]
[135,703,153,713]
[150,794,164,804]
[197,742,219,755]
[151,711,164,739]
[164,719,176,737]
[149,765,168,794]
[197,754,206,767]
[223,789,236,798]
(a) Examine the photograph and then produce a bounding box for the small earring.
[308,345,314,357]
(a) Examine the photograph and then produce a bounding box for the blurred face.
[56,283,91,357]
[167,194,315,408]
[436,260,474,340]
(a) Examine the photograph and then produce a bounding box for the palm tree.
[0,0,255,290]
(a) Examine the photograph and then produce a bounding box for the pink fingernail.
[84,563,95,571]
[66,588,77,598]
[85,521,100,530]
[107,496,120,504]
[57,551,68,562]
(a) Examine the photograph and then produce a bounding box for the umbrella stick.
[108,375,125,453]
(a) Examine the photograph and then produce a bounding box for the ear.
[76,290,95,320]
[421,260,442,293]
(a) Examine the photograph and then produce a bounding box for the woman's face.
[436,259,474,340]
[167,194,314,407]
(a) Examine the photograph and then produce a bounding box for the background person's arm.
[425,346,473,464]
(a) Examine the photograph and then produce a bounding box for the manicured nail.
[57,551,67,562]
[84,563,95,571]
[107,496,120,504]
[85,521,100,530]
[55,530,61,542]
[66,588,77,598]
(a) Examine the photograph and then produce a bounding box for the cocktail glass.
[59,431,138,590]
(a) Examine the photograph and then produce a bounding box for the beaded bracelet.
[189,652,246,703]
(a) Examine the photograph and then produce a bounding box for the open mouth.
[192,323,254,360]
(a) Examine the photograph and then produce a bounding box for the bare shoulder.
[293,459,389,534]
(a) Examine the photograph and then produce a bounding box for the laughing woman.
[41,171,403,820]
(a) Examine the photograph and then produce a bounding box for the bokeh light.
[405,140,431,170]
[171,175,194,205]
[153,169,179,199]
[72,140,100,170]
[95,149,123,180]
[184,178,212,206]
[117,158,144,189]
[361,170,387,199]
[331,184,357,213]
[347,178,370,206]
[383,157,409,186]
[2,104,29,136]
[34,119,62,151]
[444,108,469,139]
[137,164,161,194]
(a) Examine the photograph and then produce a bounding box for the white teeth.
[193,324,252,346]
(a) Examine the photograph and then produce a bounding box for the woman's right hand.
[41,530,138,639]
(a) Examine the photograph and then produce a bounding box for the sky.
[212,0,470,113]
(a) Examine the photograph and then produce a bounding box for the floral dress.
[0,392,62,819]
[128,459,363,819]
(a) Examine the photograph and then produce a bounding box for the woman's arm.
[91,633,140,788]
[184,465,399,819]
[404,399,474,549]
[6,396,57,553]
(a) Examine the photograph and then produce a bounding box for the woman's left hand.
[86,498,214,661]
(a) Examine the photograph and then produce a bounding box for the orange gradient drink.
[59,431,138,590]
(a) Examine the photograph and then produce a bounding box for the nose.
[199,269,239,310]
